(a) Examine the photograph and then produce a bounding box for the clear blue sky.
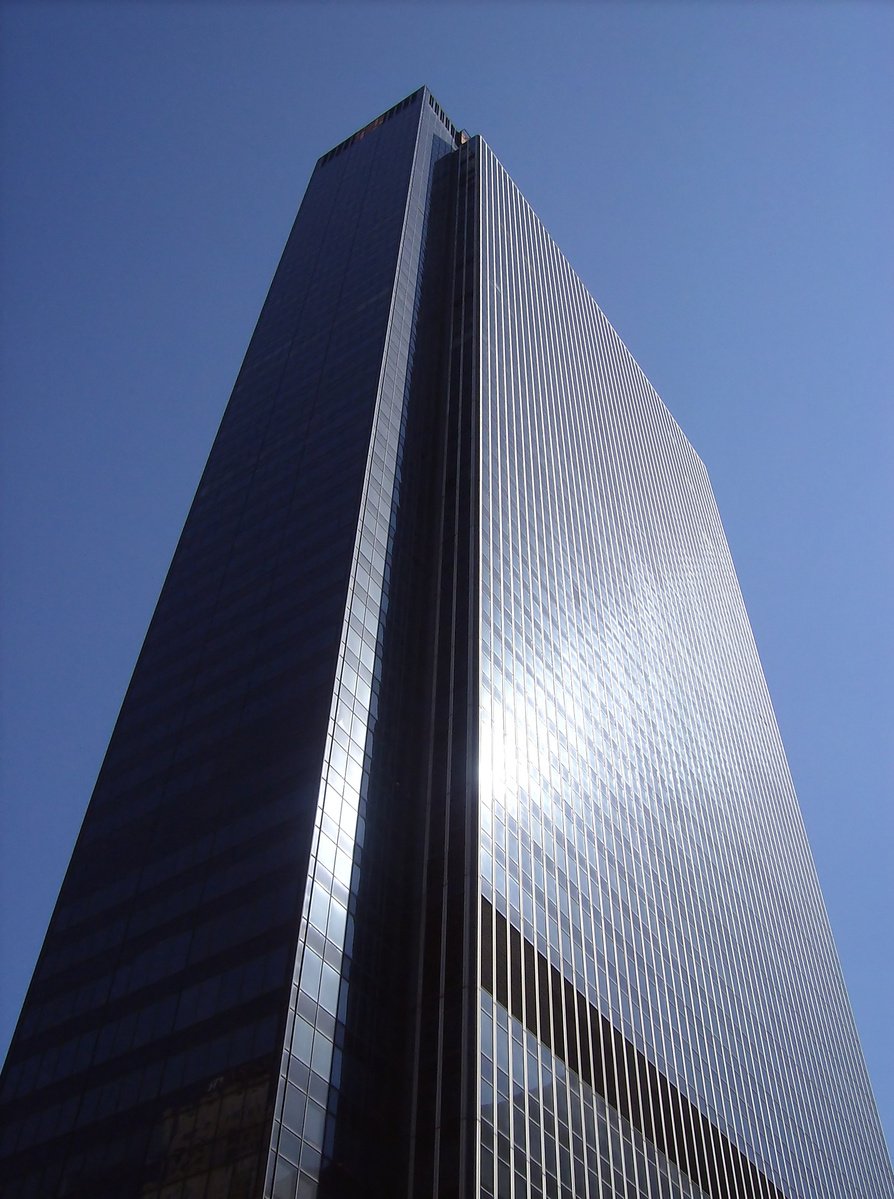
[2,0,892,1154]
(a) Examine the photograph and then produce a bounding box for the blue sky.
[1,0,892,1153]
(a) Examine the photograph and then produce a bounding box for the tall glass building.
[1,89,891,1199]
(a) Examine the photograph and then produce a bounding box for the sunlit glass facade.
[473,141,892,1199]
[1,90,891,1199]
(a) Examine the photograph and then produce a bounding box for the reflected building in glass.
[2,89,891,1199]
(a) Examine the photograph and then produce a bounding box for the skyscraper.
[1,84,890,1199]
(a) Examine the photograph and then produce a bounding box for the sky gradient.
[1,1,892,1154]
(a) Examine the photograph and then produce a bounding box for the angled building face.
[1,89,890,1199]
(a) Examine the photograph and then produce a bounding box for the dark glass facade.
[1,89,891,1199]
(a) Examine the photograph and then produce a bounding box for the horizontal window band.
[480,898,787,1199]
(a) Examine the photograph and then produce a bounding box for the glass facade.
[1,90,891,1199]
[473,140,892,1198]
